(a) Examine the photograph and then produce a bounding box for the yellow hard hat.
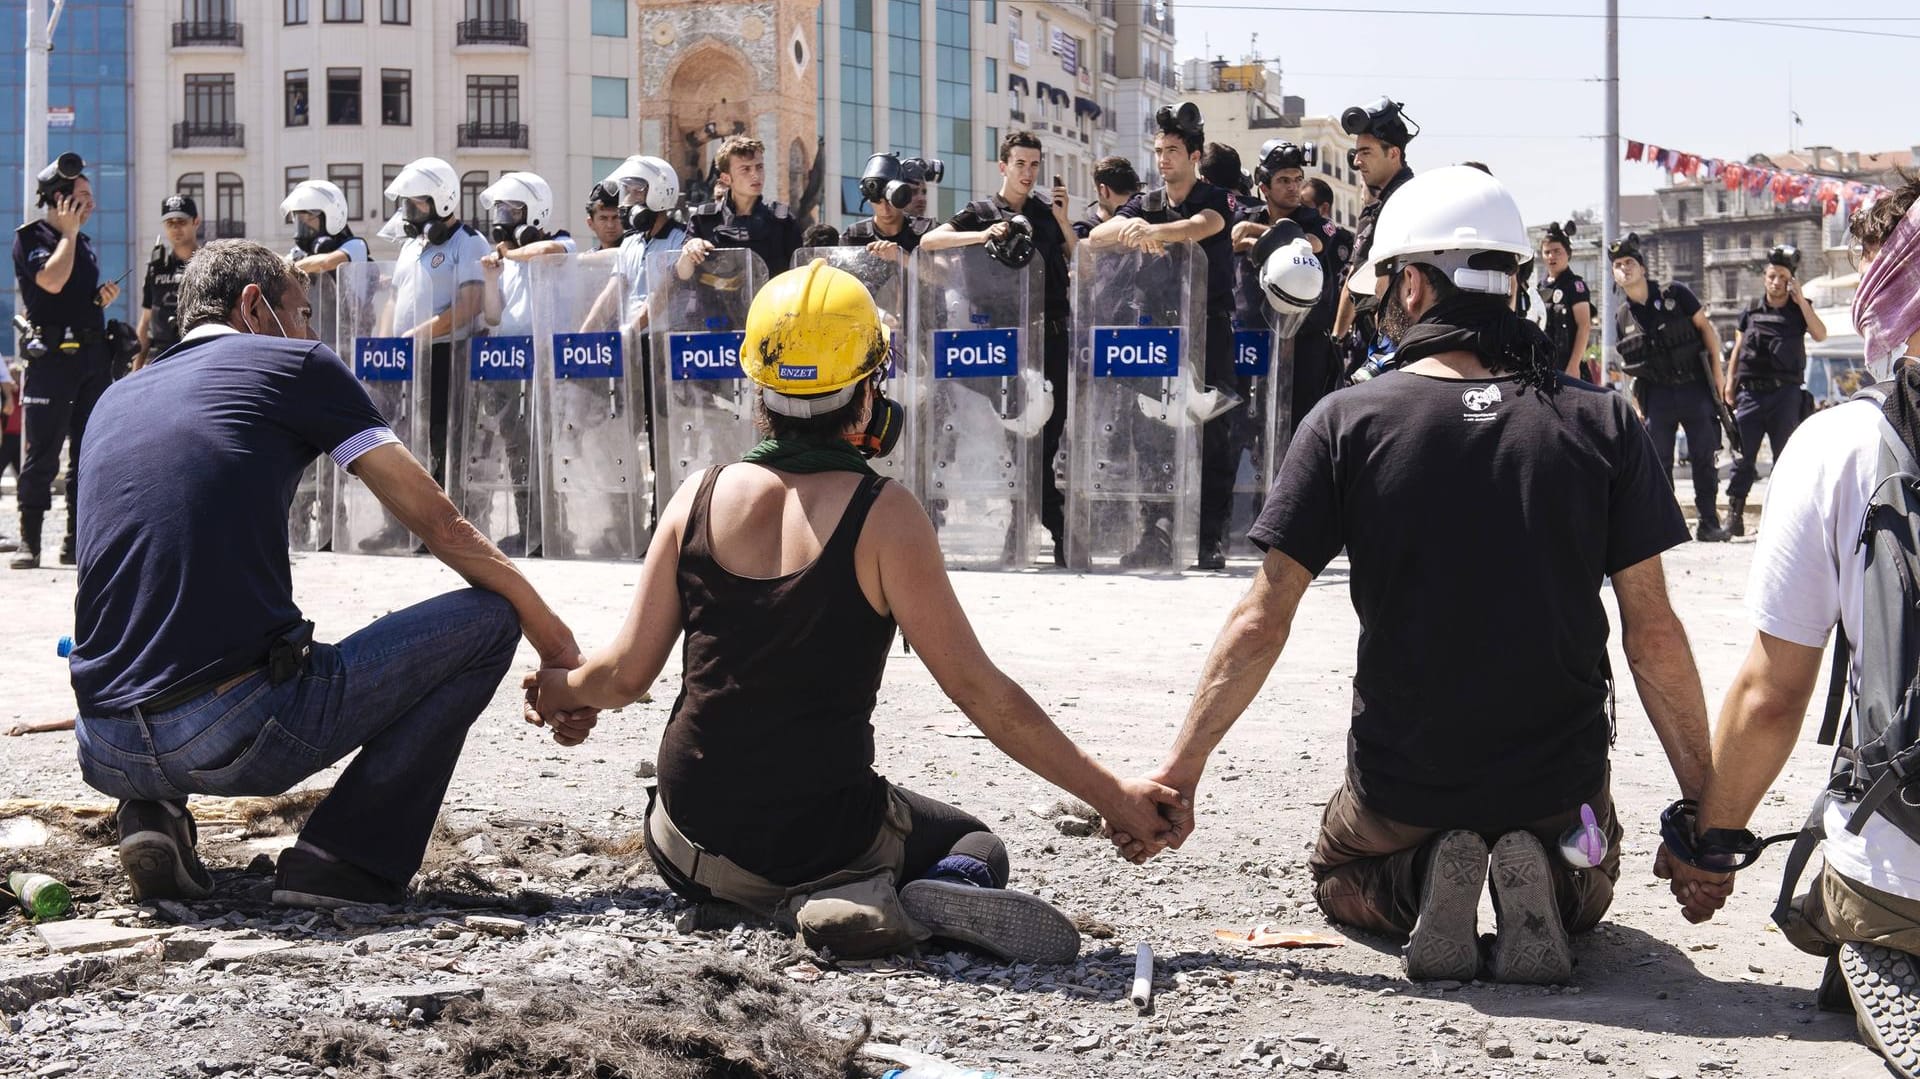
[741,259,889,417]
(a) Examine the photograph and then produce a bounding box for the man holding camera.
[843,153,940,261]
[1723,244,1827,536]
[10,153,121,570]
[923,130,1078,565]
[1333,97,1418,356]
[134,195,200,374]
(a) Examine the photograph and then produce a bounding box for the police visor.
[599,176,650,206]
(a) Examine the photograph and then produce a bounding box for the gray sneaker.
[899,879,1081,964]
[1839,942,1920,1079]
[1405,830,1487,981]
[1487,830,1573,984]
[117,800,215,902]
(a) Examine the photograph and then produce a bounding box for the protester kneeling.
[1670,177,1920,1078]
[70,240,582,909]
[524,260,1184,962]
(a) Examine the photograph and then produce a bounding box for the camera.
[1340,97,1416,146]
[1254,140,1317,185]
[859,154,946,209]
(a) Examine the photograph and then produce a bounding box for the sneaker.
[1118,520,1174,570]
[1405,830,1486,981]
[899,878,1081,964]
[1486,831,1573,984]
[1194,538,1226,571]
[271,846,406,909]
[117,800,215,902]
[1838,943,1920,1078]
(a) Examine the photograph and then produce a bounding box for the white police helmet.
[280,180,351,236]
[480,172,555,231]
[383,156,460,218]
[1253,221,1324,316]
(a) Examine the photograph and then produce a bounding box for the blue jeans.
[74,589,520,886]
[1641,381,1720,520]
[1728,383,1806,500]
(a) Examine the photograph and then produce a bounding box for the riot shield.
[531,253,650,561]
[1225,320,1298,558]
[290,271,345,551]
[447,258,542,556]
[647,248,769,499]
[909,246,1045,569]
[793,245,921,497]
[332,261,431,556]
[1067,242,1207,572]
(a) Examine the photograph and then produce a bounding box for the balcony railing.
[172,21,243,47]
[456,121,528,149]
[213,219,246,239]
[456,19,527,46]
[172,121,244,149]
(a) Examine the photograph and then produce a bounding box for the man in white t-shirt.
[1678,177,1920,1076]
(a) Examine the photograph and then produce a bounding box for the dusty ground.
[0,479,1889,1078]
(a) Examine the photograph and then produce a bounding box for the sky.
[1171,1,1916,229]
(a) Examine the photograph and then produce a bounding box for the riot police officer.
[1537,220,1594,381]
[1232,139,1343,431]
[1723,243,1827,535]
[842,153,940,261]
[384,156,491,487]
[1074,156,1142,240]
[681,136,803,279]
[283,179,370,277]
[1333,96,1418,359]
[10,153,120,570]
[586,155,687,331]
[133,195,199,374]
[1610,234,1732,542]
[922,130,1078,564]
[1088,102,1236,570]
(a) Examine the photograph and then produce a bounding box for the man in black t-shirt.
[71,240,583,910]
[135,194,199,373]
[1089,104,1237,569]
[681,136,804,278]
[1116,168,1715,987]
[1072,156,1142,241]
[923,130,1077,563]
[1723,245,1828,535]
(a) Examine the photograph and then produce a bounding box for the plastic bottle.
[56,636,73,658]
[8,871,73,920]
[879,1066,1000,1079]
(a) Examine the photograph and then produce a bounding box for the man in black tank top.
[522,262,1188,963]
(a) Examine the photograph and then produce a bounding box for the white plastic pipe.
[1130,941,1154,1012]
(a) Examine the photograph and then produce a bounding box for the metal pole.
[1598,0,1619,368]
[25,0,49,228]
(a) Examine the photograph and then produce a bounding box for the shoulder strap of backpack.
[1817,624,1850,747]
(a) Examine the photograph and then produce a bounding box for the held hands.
[1104,763,1199,865]
[521,665,600,747]
[1653,842,1735,924]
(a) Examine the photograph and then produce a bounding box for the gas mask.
[401,198,457,245]
[620,204,657,236]
[35,151,85,208]
[489,201,545,248]
[985,215,1036,269]
[858,154,946,209]
[1153,102,1205,145]
[291,213,324,254]
[1254,140,1316,186]
[1340,96,1418,146]
[849,379,905,459]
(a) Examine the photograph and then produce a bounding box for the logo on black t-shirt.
[1461,384,1503,420]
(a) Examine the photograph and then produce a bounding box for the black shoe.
[1486,831,1572,985]
[1727,498,1746,538]
[1695,519,1732,543]
[271,846,406,909]
[1118,520,1174,569]
[9,548,40,570]
[1405,830,1486,981]
[357,521,412,553]
[117,800,215,902]
[1049,528,1066,568]
[1194,538,1226,571]
[57,544,75,565]
[496,532,527,558]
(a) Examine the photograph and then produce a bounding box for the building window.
[285,165,309,194]
[323,0,362,21]
[381,0,410,22]
[591,0,626,36]
[185,73,236,129]
[329,164,365,220]
[327,68,361,125]
[590,76,628,118]
[935,0,974,218]
[461,171,490,224]
[591,157,626,185]
[985,0,996,22]
[285,0,308,23]
[381,69,411,125]
[466,75,519,126]
[839,0,875,216]
[215,173,244,238]
[177,173,206,205]
[888,0,923,157]
[466,0,519,18]
[284,70,309,127]
[381,164,402,216]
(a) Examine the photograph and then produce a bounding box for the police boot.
[10,511,43,570]
[1727,497,1746,538]
[1695,514,1732,544]
[58,512,77,565]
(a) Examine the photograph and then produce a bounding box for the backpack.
[1774,385,1920,941]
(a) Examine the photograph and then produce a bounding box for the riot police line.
[305,229,1319,573]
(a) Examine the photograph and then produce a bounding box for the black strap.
[1772,789,1835,934]
[1818,626,1850,747]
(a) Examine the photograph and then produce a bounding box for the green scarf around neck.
[741,438,877,477]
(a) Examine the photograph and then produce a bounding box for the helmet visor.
[600,177,651,207]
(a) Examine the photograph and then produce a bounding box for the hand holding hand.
[1653,843,1735,924]
[520,667,600,746]
[1099,776,1191,865]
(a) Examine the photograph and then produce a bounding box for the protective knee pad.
[785,874,928,958]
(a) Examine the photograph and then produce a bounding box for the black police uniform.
[1539,267,1593,378]
[1345,164,1414,370]
[946,194,1073,545]
[141,245,191,367]
[1726,296,1812,504]
[12,218,111,562]
[1115,181,1238,553]
[841,214,933,254]
[1234,201,1346,435]
[1617,280,1722,526]
[686,196,804,279]
[1071,205,1112,241]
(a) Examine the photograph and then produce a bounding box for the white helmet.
[384,156,459,218]
[1253,221,1323,317]
[280,180,351,236]
[599,155,680,212]
[1347,165,1533,297]
[480,171,555,231]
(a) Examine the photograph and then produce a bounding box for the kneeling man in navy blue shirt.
[70,240,584,908]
